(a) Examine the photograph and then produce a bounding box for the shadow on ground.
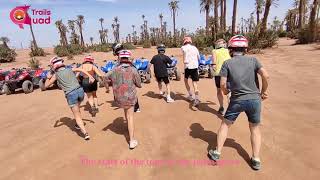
[189,123,251,167]
[102,117,129,144]
[54,117,95,137]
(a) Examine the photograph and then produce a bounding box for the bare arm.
[93,66,105,77]
[72,68,95,83]
[133,68,142,88]
[220,76,230,95]
[45,73,57,89]
[258,67,270,100]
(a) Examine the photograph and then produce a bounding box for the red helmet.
[118,50,132,63]
[83,55,94,63]
[50,57,64,70]
[228,35,249,48]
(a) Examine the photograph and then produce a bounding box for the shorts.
[184,68,199,81]
[81,78,98,93]
[224,99,261,124]
[214,76,230,89]
[156,76,170,84]
[66,87,85,107]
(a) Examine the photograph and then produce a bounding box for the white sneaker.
[129,140,138,149]
[187,95,194,101]
[167,97,175,103]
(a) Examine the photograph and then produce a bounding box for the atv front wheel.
[22,80,34,94]
[3,84,13,95]
[39,79,46,91]
[145,73,151,84]
[175,69,181,81]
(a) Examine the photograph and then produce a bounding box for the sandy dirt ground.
[0,39,319,180]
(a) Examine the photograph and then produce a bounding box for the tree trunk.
[298,0,304,30]
[80,26,84,46]
[309,0,319,42]
[214,0,219,34]
[220,0,224,32]
[205,8,210,35]
[260,0,272,36]
[173,10,176,45]
[256,5,260,25]
[29,24,39,49]
[224,0,227,31]
[232,0,237,34]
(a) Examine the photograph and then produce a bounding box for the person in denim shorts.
[208,35,269,171]
[45,57,96,141]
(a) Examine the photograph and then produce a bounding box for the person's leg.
[92,91,98,107]
[184,78,193,100]
[86,92,94,108]
[134,99,140,112]
[158,81,163,94]
[249,123,261,160]
[71,105,87,135]
[124,107,135,141]
[216,120,232,153]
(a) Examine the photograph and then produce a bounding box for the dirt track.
[0,39,319,180]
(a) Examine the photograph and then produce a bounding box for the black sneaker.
[193,99,200,107]
[218,107,224,115]
[134,108,141,113]
[250,158,261,170]
[90,107,97,117]
[75,124,81,130]
[84,133,90,141]
[208,149,221,161]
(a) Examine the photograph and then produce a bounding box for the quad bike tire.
[175,69,181,81]
[39,79,46,91]
[22,80,34,94]
[145,73,151,84]
[208,66,214,79]
[3,84,13,95]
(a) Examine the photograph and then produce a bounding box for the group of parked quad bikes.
[0,54,214,95]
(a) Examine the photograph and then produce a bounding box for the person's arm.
[220,77,229,95]
[45,73,57,89]
[166,56,173,64]
[72,68,95,83]
[104,70,113,93]
[133,68,142,88]
[212,50,217,70]
[182,47,188,64]
[258,67,269,100]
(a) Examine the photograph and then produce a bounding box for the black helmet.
[112,43,124,56]
[157,44,166,53]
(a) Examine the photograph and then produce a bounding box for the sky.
[0,0,294,49]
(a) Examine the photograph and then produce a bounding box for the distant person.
[78,56,105,117]
[181,36,201,106]
[150,44,174,103]
[45,57,96,141]
[212,39,231,114]
[105,50,142,149]
[208,35,269,171]
[112,43,141,112]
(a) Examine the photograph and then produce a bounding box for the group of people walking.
[45,34,269,171]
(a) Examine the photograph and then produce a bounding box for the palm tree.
[55,20,68,46]
[29,23,39,50]
[159,13,164,40]
[200,0,213,35]
[260,0,278,36]
[99,18,104,31]
[298,0,307,30]
[169,0,179,44]
[214,0,220,33]
[220,0,224,32]
[90,37,94,46]
[76,15,85,47]
[0,37,10,48]
[256,0,265,25]
[68,20,79,45]
[232,0,238,34]
[223,0,227,31]
[309,0,319,41]
[104,29,109,44]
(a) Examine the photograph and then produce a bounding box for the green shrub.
[89,44,110,52]
[142,40,152,48]
[247,30,278,50]
[278,30,288,38]
[0,45,17,62]
[54,44,88,57]
[297,28,314,44]
[28,57,40,69]
[123,43,136,50]
[29,47,45,57]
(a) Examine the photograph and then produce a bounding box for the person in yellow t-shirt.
[212,39,231,114]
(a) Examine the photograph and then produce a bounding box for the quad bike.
[133,58,151,84]
[0,69,11,95]
[3,68,35,95]
[100,60,117,87]
[198,54,214,78]
[167,56,181,81]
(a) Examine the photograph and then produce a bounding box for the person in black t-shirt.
[150,44,174,103]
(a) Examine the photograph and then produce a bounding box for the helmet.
[50,57,64,70]
[83,55,94,63]
[183,36,192,44]
[157,44,166,53]
[228,35,249,48]
[118,50,132,62]
[215,39,227,49]
[112,43,124,56]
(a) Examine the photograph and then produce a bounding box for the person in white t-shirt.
[181,36,201,107]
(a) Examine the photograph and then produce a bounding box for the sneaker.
[129,140,138,149]
[250,158,261,171]
[167,97,175,103]
[193,99,200,107]
[89,107,97,117]
[75,124,81,130]
[218,107,224,115]
[134,108,141,113]
[187,95,194,101]
[208,149,221,161]
[84,133,90,141]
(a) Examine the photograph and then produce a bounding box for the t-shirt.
[150,54,172,78]
[219,55,262,101]
[212,48,231,76]
[181,44,200,69]
[55,67,80,95]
